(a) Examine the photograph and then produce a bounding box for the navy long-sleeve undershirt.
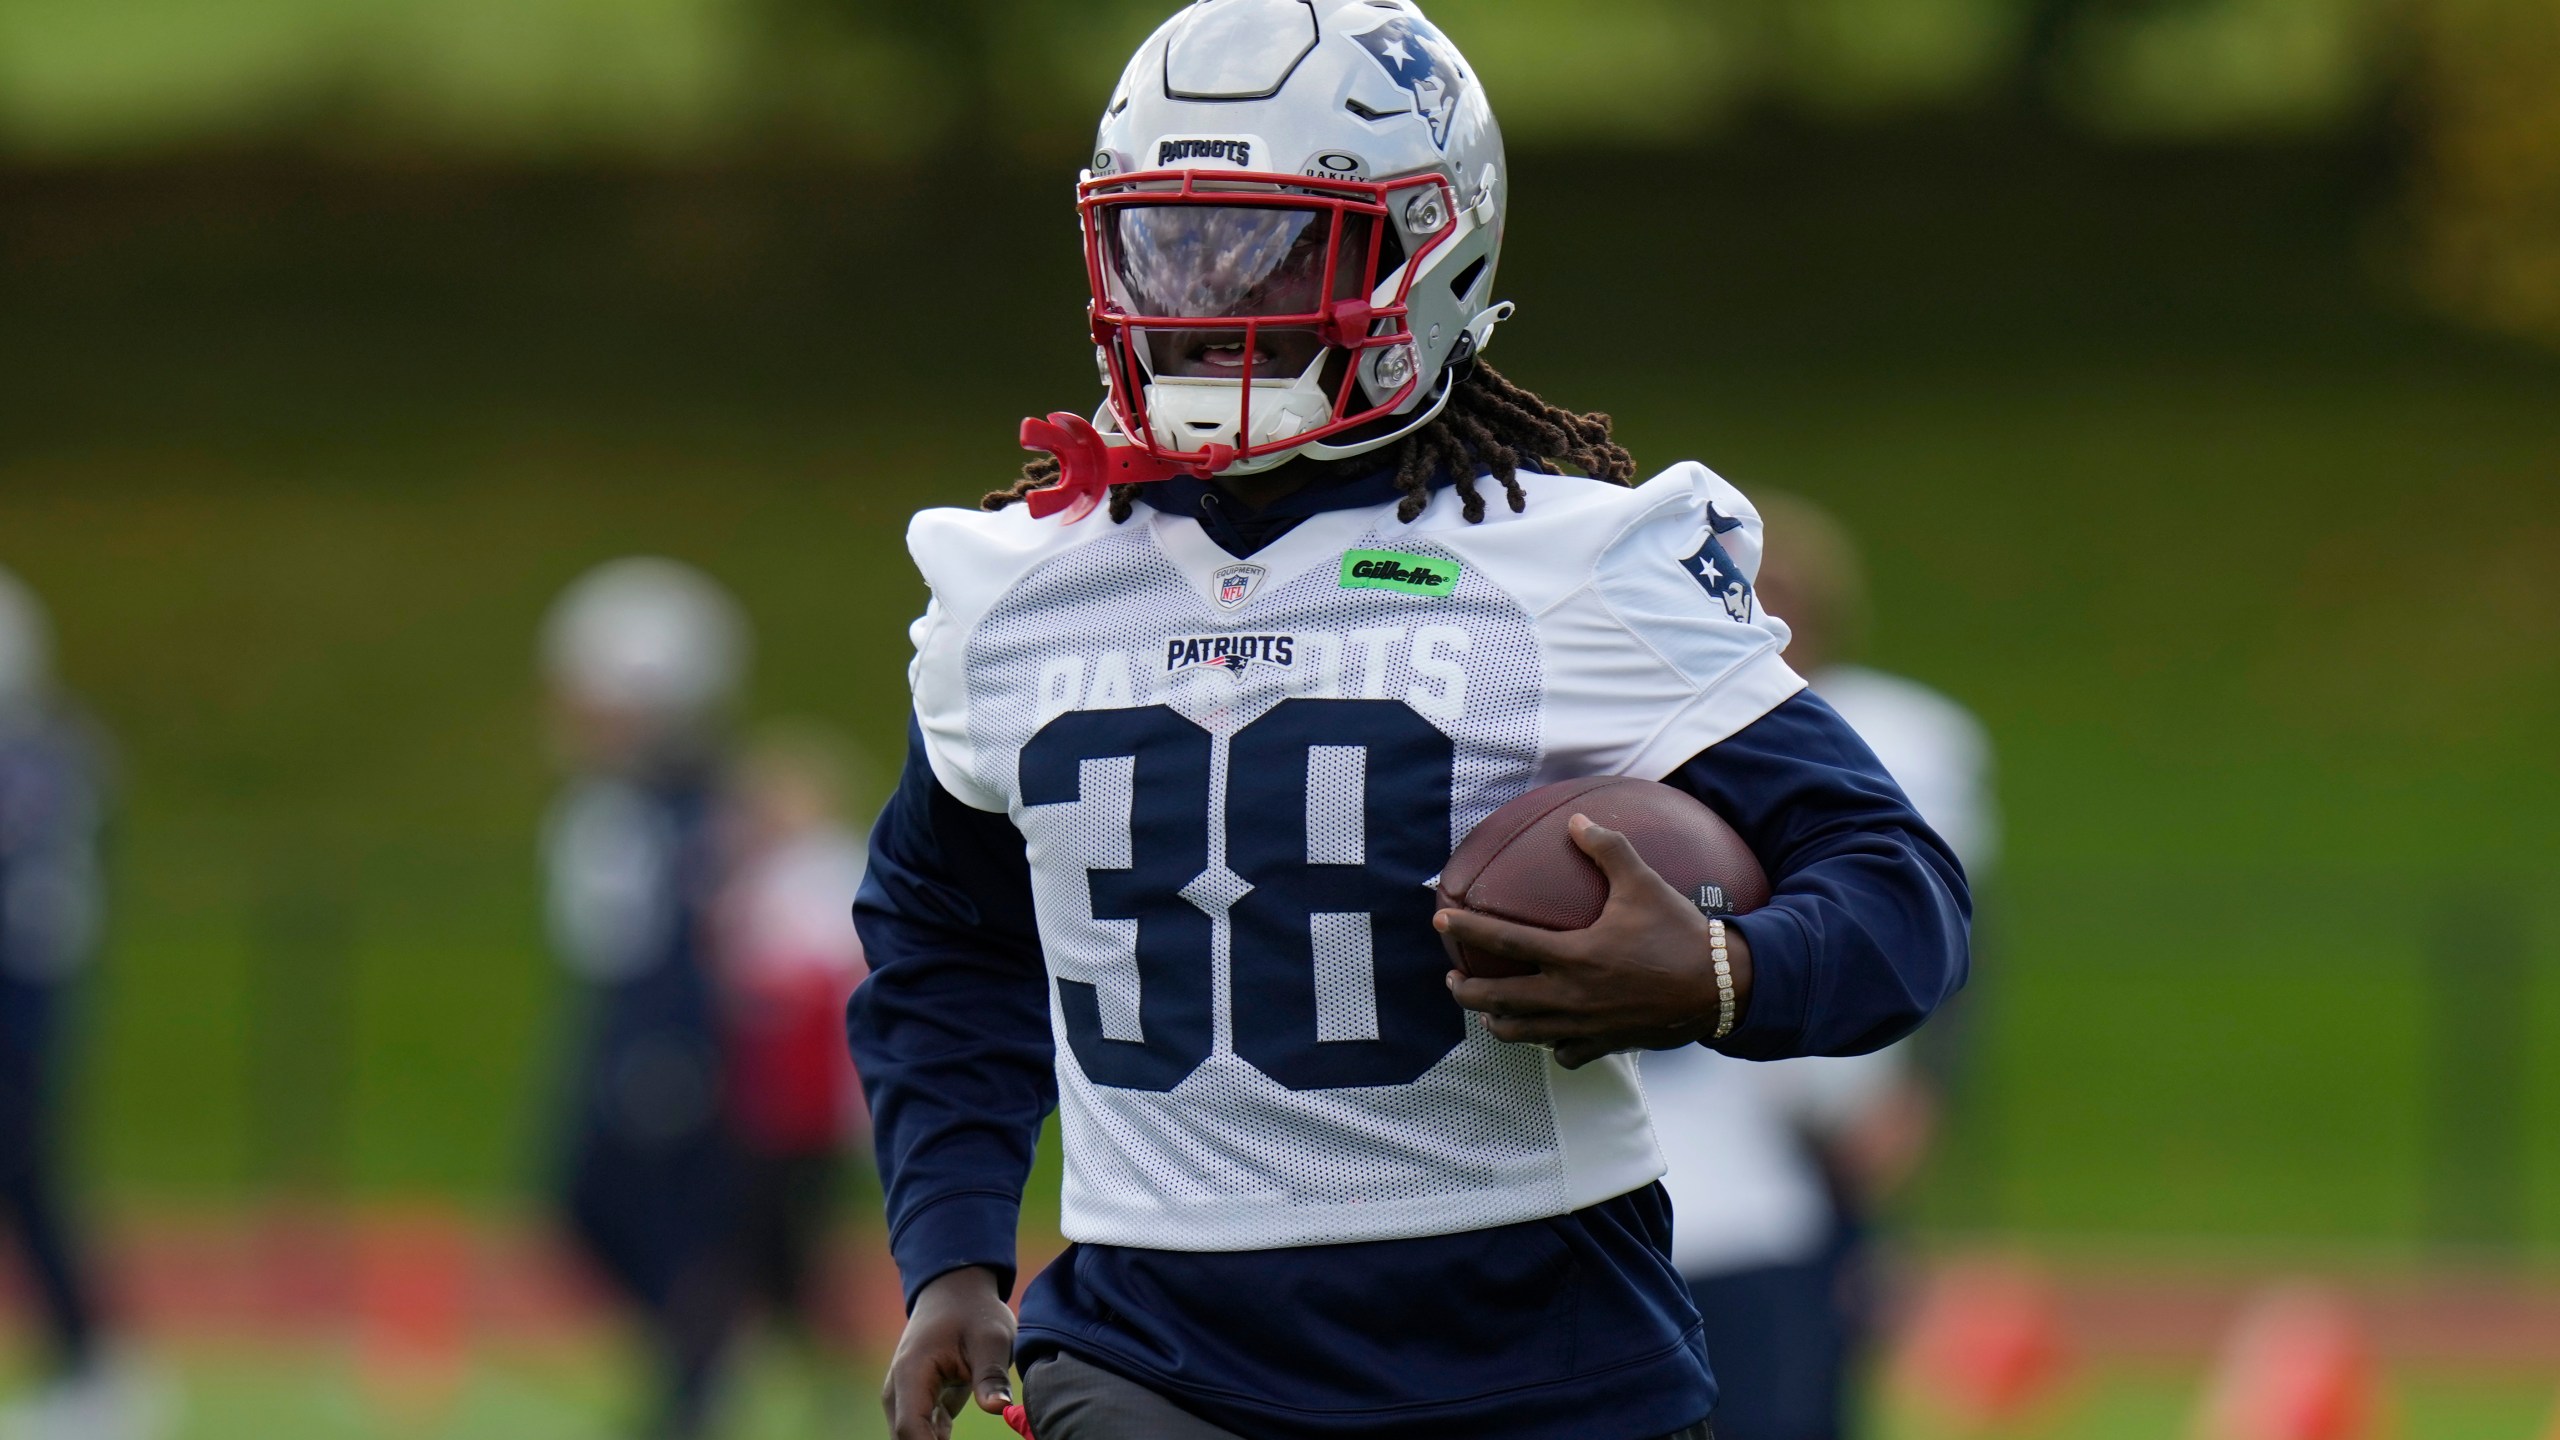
[847,732,1056,1309]
[1680,692,1972,1061]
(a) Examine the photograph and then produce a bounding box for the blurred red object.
[2194,1285,2387,1440]
[355,1209,472,1427]
[725,964,865,1153]
[1890,1256,2073,1429]
[252,1205,352,1332]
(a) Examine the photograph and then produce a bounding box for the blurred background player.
[711,728,872,1372]
[540,558,752,1440]
[0,567,155,1440]
[1645,495,1999,1440]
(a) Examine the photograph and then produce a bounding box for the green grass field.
[0,135,2556,1256]
[16,1345,2549,1440]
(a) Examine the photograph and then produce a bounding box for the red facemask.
[1020,168,1460,522]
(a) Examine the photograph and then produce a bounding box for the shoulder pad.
[905,503,1104,635]
[903,502,1135,813]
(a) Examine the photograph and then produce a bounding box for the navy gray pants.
[1026,1354,1714,1440]
[0,976,96,1374]
[1686,1221,1873,1440]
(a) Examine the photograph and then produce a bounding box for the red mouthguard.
[1019,412,1231,523]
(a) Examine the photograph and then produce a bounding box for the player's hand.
[1436,814,1753,1070]
[883,1265,1018,1440]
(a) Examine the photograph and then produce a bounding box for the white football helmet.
[541,558,748,725]
[1080,0,1511,477]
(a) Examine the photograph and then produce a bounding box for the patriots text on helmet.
[1158,138,1256,168]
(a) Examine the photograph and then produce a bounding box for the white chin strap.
[1136,303,1516,476]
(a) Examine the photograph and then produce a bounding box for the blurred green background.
[2,0,2556,1271]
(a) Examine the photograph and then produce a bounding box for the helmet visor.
[1099,203,1378,381]
[1102,204,1340,319]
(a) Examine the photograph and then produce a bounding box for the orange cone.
[1890,1256,2072,1430]
[2193,1285,2386,1440]
[354,1208,473,1428]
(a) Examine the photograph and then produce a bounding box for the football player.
[848,5,1972,1439]
[0,566,155,1439]
[713,729,874,1360]
[540,558,751,1439]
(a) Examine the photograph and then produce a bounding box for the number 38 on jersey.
[1022,696,1465,1094]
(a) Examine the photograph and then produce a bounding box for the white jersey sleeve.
[1433,462,1806,784]
[904,502,1107,813]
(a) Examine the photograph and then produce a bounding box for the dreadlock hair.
[983,361,1638,524]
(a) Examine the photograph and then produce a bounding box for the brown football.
[1436,776,1771,979]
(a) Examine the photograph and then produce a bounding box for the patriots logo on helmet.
[1685,504,1755,623]
[1353,17,1470,149]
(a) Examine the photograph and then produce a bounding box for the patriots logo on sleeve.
[1685,504,1755,623]
[1353,17,1470,149]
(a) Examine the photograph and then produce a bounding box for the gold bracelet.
[1708,917,1737,1041]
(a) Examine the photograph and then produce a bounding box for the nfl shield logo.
[1213,563,1266,612]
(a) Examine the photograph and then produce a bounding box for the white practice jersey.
[904,466,1804,1252]
[1816,666,1998,875]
